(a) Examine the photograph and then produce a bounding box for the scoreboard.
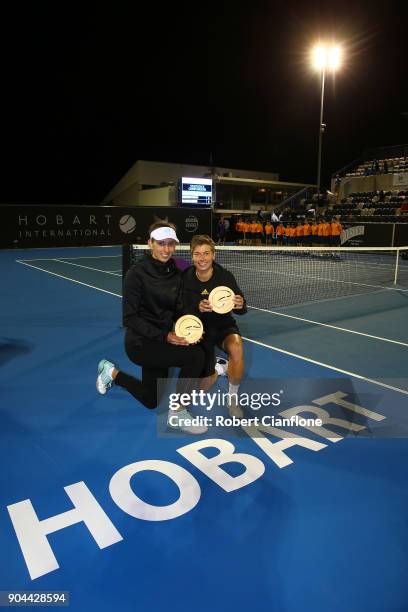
[180,177,212,206]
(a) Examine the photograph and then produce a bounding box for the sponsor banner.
[392,172,408,188]
[0,206,212,249]
[340,223,394,247]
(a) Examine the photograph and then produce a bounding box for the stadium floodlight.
[312,44,342,72]
[310,43,343,194]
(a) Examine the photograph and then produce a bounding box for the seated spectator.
[400,200,408,214]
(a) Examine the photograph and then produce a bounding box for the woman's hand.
[167,331,189,346]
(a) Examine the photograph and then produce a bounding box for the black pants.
[115,336,213,409]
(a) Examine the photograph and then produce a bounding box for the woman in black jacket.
[96,222,209,434]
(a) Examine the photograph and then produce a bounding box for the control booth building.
[102,160,314,214]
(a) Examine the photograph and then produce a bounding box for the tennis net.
[123,245,408,308]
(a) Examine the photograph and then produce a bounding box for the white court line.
[55,259,122,276]
[248,305,408,348]
[242,336,408,396]
[15,258,408,396]
[17,254,121,262]
[16,260,122,298]
[324,262,408,272]
[278,287,389,311]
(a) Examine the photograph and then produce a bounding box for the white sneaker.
[215,357,228,376]
[227,396,244,419]
[96,359,115,395]
[167,409,208,435]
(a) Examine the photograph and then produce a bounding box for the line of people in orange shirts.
[234,218,343,246]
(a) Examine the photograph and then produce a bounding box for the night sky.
[2,1,408,205]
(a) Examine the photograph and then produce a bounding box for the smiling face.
[148,238,177,263]
[192,243,215,275]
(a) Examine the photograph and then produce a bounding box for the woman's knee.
[144,397,158,410]
[191,345,206,370]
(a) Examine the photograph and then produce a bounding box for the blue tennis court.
[1,245,408,612]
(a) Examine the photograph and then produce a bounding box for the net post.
[122,243,132,278]
[122,244,132,327]
[394,248,400,285]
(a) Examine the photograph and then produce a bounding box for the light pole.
[311,44,342,195]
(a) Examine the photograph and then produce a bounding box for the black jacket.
[123,254,182,345]
[182,262,247,330]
